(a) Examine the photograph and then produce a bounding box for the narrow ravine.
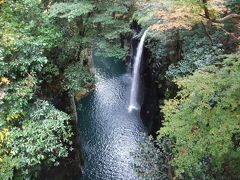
[129,30,147,112]
[77,55,146,180]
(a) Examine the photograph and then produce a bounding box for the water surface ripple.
[77,57,146,180]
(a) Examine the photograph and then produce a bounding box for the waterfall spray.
[128,30,147,112]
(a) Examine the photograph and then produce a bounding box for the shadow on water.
[77,55,146,180]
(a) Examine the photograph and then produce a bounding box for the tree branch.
[221,28,240,41]
[213,14,240,23]
[201,21,213,45]
[202,0,210,19]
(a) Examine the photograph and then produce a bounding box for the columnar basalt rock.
[140,31,181,135]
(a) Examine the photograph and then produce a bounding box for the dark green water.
[77,56,146,180]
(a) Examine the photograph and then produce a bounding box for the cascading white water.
[128,31,147,112]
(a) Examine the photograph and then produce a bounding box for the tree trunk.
[202,0,210,19]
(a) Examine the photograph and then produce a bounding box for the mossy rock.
[75,83,95,102]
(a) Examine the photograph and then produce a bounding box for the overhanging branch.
[213,14,240,23]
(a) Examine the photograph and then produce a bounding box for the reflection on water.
[77,56,146,180]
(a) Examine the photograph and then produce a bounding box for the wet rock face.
[140,31,181,136]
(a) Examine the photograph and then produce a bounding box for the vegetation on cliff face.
[0,0,136,179]
[160,54,240,179]
[132,0,240,179]
[1,0,239,179]
[48,0,135,60]
[0,1,73,178]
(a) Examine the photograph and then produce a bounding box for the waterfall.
[128,31,147,112]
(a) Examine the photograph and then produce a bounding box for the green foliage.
[0,0,62,78]
[95,40,129,60]
[166,27,225,79]
[41,63,60,83]
[145,29,178,60]
[0,1,74,178]
[3,77,37,123]
[132,135,174,180]
[158,54,240,178]
[6,100,72,179]
[107,5,128,14]
[0,128,16,180]
[63,62,95,95]
[48,0,132,60]
[226,0,240,14]
[132,2,164,29]
[0,99,73,179]
[0,156,17,180]
[0,0,62,124]
[132,1,240,179]
[49,2,94,21]
[90,1,134,59]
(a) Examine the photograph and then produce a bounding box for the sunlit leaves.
[0,0,5,5]
[8,100,73,179]
[108,5,128,14]
[0,128,9,148]
[48,0,132,59]
[133,0,229,33]
[0,128,15,180]
[2,76,37,122]
[0,77,10,85]
[49,2,94,21]
[158,54,240,177]
[0,1,73,178]
[133,0,204,32]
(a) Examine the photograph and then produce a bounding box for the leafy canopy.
[49,2,94,21]
[0,0,74,178]
[158,54,240,177]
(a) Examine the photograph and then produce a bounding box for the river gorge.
[77,55,147,179]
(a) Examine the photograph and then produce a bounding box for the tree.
[7,101,73,179]
[48,0,136,60]
[131,1,240,179]
[0,0,140,178]
[0,1,74,178]
[133,0,240,35]
[158,54,240,178]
